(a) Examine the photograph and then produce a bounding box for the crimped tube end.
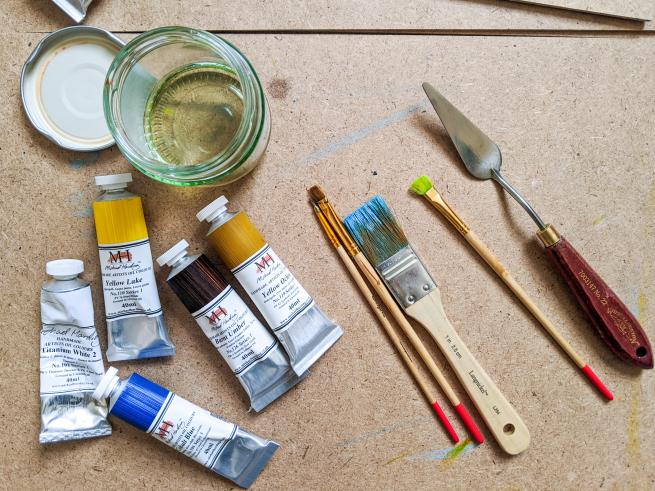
[454,403,484,444]
[581,365,614,401]
[431,401,459,443]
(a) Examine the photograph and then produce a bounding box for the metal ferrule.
[376,246,437,308]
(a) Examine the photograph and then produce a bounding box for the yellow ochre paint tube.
[197,196,343,376]
[92,173,175,361]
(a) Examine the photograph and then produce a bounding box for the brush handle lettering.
[406,290,530,455]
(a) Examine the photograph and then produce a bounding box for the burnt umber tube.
[157,240,304,411]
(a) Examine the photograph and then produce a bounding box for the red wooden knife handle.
[538,225,653,368]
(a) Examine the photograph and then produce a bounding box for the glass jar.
[104,26,270,186]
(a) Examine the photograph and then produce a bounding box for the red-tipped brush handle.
[539,228,653,369]
[581,365,614,401]
[431,401,459,443]
[454,403,484,444]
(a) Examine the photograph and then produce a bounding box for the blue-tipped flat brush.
[345,195,530,455]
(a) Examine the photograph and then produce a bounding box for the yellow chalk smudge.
[384,450,415,466]
[626,292,645,463]
[592,215,606,226]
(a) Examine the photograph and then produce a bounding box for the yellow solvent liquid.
[92,197,148,244]
[144,62,244,166]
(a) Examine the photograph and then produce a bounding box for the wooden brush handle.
[335,247,459,443]
[353,255,460,404]
[538,225,653,369]
[406,290,530,455]
[353,252,485,444]
[465,231,614,399]
[421,189,614,398]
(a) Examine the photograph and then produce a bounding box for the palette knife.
[422,82,652,369]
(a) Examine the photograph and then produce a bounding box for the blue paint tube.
[93,367,279,488]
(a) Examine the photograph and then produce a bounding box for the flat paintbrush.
[344,195,530,455]
[309,185,483,445]
[311,203,459,443]
[409,175,613,401]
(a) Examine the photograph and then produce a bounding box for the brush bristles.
[308,185,326,203]
[409,176,433,196]
[343,195,408,266]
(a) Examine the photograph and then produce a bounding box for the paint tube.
[92,173,175,361]
[40,259,111,443]
[197,196,343,375]
[51,0,93,23]
[94,367,278,488]
[156,240,305,411]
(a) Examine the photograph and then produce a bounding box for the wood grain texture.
[1,30,654,489]
[509,0,654,21]
[3,0,655,33]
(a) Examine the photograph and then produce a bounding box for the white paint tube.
[39,259,111,443]
[51,0,93,23]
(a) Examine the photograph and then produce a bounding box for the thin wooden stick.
[418,184,613,401]
[312,205,459,442]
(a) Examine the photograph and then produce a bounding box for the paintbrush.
[344,195,530,455]
[309,185,483,445]
[409,176,614,401]
[311,203,458,442]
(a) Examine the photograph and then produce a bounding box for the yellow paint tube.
[92,173,175,361]
[197,195,343,375]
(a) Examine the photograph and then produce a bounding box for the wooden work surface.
[1,1,654,490]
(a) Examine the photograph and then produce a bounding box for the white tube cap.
[95,173,133,190]
[93,366,120,401]
[46,259,84,279]
[197,195,229,223]
[156,240,190,267]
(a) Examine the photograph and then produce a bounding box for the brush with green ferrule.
[345,195,530,455]
[409,176,613,401]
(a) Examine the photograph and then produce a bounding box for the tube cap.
[197,195,229,223]
[46,259,84,278]
[95,173,133,190]
[156,240,190,267]
[93,366,120,401]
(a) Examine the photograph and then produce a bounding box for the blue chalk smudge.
[336,418,423,447]
[69,151,101,169]
[72,206,93,218]
[299,101,428,166]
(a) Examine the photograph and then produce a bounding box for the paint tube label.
[192,286,278,375]
[40,285,105,394]
[148,393,237,468]
[97,239,162,320]
[232,245,314,333]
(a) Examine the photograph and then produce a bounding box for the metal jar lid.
[20,26,124,152]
